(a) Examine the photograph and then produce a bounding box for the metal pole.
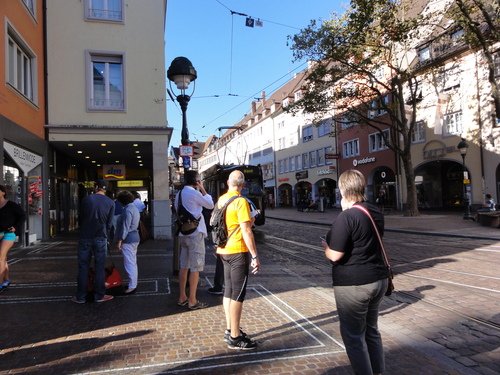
[178,94,190,147]
[174,94,190,276]
[462,154,471,220]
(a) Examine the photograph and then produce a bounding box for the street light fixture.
[168,57,197,276]
[457,138,471,220]
[167,56,197,148]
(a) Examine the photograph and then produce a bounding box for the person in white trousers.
[114,190,140,294]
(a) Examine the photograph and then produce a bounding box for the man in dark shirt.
[72,180,115,303]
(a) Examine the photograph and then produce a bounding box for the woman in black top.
[322,170,389,375]
[0,185,26,291]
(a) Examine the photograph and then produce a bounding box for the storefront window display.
[3,165,22,205]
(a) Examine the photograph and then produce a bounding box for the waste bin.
[318,198,324,213]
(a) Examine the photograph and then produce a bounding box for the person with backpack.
[214,170,260,350]
[174,170,214,310]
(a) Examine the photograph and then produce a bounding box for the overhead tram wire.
[197,61,308,132]
[214,0,300,30]
[215,0,302,96]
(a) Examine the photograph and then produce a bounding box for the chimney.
[251,101,256,115]
[261,91,266,104]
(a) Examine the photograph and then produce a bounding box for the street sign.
[179,145,194,157]
[182,156,191,168]
[463,179,470,184]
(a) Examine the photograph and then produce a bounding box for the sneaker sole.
[96,297,114,303]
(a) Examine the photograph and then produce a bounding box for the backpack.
[210,196,244,248]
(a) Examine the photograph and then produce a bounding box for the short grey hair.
[228,170,245,187]
[338,169,366,202]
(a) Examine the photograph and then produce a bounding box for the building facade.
[0,0,47,245]
[45,0,172,238]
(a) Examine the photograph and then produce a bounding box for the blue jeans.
[76,237,108,301]
[333,278,388,375]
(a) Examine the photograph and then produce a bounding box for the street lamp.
[167,57,197,148]
[457,138,471,220]
[167,57,197,276]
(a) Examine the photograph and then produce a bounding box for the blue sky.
[164,0,344,145]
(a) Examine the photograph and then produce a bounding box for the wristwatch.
[251,255,258,260]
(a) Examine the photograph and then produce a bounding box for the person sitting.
[305,200,318,212]
[472,194,495,221]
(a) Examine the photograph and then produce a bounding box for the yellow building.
[45,0,173,238]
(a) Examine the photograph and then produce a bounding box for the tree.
[288,0,450,216]
[450,0,500,122]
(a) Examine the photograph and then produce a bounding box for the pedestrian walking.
[174,170,214,310]
[321,169,389,374]
[215,170,260,350]
[377,184,386,214]
[114,190,140,294]
[72,179,115,304]
[0,184,26,292]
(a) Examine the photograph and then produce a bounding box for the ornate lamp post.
[167,57,197,166]
[457,138,471,219]
[167,57,197,275]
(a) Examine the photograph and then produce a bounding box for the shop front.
[277,179,293,207]
[415,159,467,209]
[368,166,397,209]
[3,141,45,246]
[315,167,337,210]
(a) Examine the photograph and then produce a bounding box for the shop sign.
[117,180,144,188]
[295,171,308,180]
[353,157,376,167]
[4,141,42,174]
[317,169,333,175]
[325,154,340,159]
[104,164,126,180]
[422,140,455,160]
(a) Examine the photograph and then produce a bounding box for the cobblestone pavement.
[0,208,499,374]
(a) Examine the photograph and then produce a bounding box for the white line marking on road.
[474,248,500,253]
[256,284,344,348]
[0,278,171,304]
[75,349,345,374]
[3,283,345,374]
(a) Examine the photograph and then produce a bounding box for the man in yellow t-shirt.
[216,170,260,350]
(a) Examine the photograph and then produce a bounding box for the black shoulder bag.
[176,189,200,235]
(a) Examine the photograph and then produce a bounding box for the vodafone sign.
[352,157,376,167]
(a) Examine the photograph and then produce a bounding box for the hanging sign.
[3,142,42,174]
[179,145,194,157]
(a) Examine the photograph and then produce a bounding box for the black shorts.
[221,252,250,303]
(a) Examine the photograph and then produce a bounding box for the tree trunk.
[400,154,420,216]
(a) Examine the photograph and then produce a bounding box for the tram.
[202,164,266,226]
